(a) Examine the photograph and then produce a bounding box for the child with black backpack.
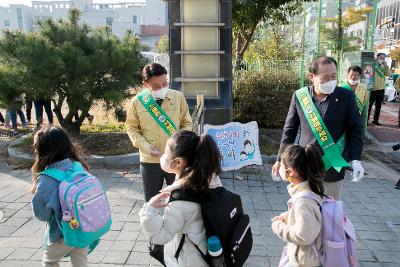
[139,130,223,267]
[31,127,112,266]
[272,144,325,267]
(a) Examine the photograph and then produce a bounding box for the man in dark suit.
[272,56,364,200]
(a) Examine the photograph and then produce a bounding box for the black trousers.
[140,162,175,202]
[368,89,385,123]
[0,111,4,124]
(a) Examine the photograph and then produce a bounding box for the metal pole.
[316,0,323,57]
[300,7,307,87]
[369,0,378,50]
[337,0,343,82]
[364,0,377,138]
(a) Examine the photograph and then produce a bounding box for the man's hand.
[271,161,281,181]
[350,160,364,182]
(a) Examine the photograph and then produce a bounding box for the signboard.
[204,121,262,171]
[363,64,375,90]
[363,65,374,79]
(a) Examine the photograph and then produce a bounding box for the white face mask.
[378,59,384,65]
[317,80,337,95]
[151,87,168,100]
[278,164,289,182]
[160,154,175,173]
[348,79,360,86]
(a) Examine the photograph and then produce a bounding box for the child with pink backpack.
[272,144,357,267]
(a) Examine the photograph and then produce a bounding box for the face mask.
[278,165,289,182]
[317,80,337,95]
[160,154,175,173]
[378,59,384,64]
[151,87,168,100]
[348,79,359,86]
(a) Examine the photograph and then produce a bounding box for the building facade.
[0,0,167,39]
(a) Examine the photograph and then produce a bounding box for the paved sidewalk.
[0,161,399,267]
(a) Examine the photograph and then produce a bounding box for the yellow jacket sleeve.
[125,99,152,152]
[179,93,193,131]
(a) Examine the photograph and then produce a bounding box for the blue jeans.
[9,109,26,130]
[34,98,53,127]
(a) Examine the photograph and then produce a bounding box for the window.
[106,17,113,26]
[4,20,10,27]
[60,4,64,9]
[55,4,58,8]
[16,8,23,30]
[132,15,137,24]
[65,4,69,9]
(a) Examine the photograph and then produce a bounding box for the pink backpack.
[290,191,357,267]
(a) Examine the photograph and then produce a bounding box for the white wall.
[0,4,33,33]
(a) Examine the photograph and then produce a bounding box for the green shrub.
[233,69,302,128]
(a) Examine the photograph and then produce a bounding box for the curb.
[8,134,140,169]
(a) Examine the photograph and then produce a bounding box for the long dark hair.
[281,144,325,196]
[31,127,89,193]
[169,130,221,193]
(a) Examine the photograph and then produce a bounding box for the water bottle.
[207,236,226,267]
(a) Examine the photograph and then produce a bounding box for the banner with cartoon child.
[204,121,262,171]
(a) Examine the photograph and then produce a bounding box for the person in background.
[34,97,54,129]
[342,65,367,117]
[125,63,193,202]
[368,53,390,126]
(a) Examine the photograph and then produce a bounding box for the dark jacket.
[277,86,363,182]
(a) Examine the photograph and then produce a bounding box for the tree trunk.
[61,122,81,137]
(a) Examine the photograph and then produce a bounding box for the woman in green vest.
[125,63,193,201]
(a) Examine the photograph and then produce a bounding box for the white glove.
[350,160,364,182]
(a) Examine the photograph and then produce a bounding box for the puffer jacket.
[139,177,223,267]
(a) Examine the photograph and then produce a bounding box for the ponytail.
[281,144,325,196]
[170,131,222,193]
[304,144,325,196]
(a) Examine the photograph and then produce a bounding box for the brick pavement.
[0,162,399,267]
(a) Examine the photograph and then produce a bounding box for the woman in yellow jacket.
[126,63,193,201]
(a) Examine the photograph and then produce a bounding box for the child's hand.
[276,215,286,223]
[149,192,171,208]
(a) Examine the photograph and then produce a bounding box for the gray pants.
[323,180,344,200]
[43,240,88,267]
[140,162,175,201]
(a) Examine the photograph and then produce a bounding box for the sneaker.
[4,123,11,129]
[393,143,400,151]
[372,121,382,126]
[395,179,400,190]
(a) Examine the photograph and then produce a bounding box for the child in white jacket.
[272,144,325,267]
[139,130,223,267]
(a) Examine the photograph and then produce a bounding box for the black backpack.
[169,187,253,267]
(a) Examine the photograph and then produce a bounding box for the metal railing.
[191,94,205,135]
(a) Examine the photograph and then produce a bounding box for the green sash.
[373,62,385,79]
[296,87,349,172]
[137,90,177,136]
[342,83,364,114]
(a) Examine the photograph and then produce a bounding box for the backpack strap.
[175,234,211,266]
[289,191,323,207]
[169,189,202,204]
[38,161,88,183]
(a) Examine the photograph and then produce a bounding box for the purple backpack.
[290,191,357,267]
[40,161,112,251]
